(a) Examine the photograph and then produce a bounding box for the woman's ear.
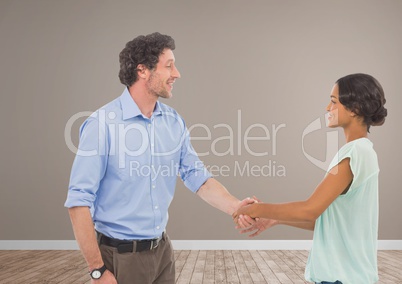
[349,110,357,117]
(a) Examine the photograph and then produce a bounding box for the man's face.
[146,49,181,99]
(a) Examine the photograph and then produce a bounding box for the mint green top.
[305,138,379,284]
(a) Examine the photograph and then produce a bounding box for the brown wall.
[1,0,401,240]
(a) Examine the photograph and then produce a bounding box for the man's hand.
[232,196,278,237]
[236,215,278,237]
[232,195,262,223]
[91,269,117,284]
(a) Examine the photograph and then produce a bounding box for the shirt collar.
[120,88,163,120]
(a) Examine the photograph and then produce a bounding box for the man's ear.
[136,64,147,79]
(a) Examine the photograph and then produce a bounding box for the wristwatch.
[89,265,107,279]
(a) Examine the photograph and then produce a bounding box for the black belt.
[99,232,165,253]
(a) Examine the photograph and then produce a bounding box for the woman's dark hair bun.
[371,105,387,126]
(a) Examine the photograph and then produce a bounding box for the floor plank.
[0,250,400,283]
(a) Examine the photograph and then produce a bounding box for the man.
[65,32,253,284]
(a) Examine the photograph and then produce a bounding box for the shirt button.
[155,206,158,209]
[152,185,156,189]
[156,226,160,230]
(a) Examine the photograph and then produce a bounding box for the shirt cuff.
[184,168,212,193]
[64,189,95,208]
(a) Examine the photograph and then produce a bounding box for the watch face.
[92,270,101,279]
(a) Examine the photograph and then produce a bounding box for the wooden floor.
[0,250,401,283]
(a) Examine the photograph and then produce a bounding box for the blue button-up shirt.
[65,88,211,240]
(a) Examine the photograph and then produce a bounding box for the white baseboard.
[171,240,314,250]
[0,240,79,250]
[0,240,401,250]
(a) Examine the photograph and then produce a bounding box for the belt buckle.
[150,239,159,250]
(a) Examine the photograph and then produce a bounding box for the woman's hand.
[232,203,257,223]
[236,215,279,237]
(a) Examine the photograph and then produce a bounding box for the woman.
[233,73,387,284]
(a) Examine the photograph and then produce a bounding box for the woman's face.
[326,84,353,128]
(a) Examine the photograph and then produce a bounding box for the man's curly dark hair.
[119,32,175,87]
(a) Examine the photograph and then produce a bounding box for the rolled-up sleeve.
[64,116,108,208]
[179,126,212,193]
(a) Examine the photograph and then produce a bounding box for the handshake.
[232,196,279,237]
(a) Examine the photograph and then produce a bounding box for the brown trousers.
[98,233,175,284]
